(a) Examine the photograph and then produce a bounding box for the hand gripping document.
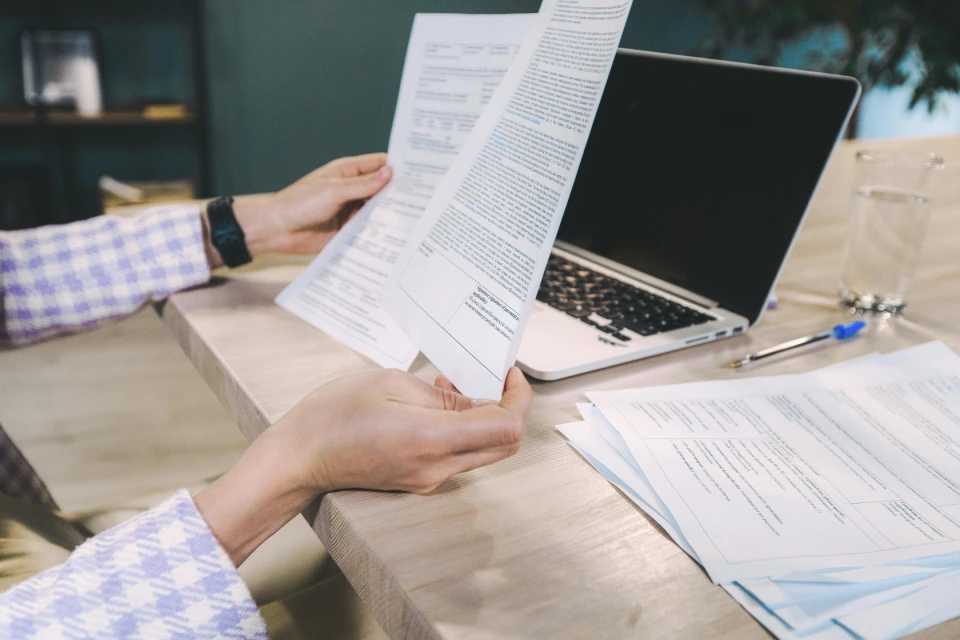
[276,14,535,369]
[382,0,634,400]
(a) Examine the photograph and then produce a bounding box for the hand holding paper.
[277,13,535,369]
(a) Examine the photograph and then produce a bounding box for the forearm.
[0,205,210,345]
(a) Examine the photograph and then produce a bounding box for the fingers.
[390,371,476,411]
[434,374,458,394]
[432,385,476,412]
[374,368,530,457]
[432,367,532,451]
[326,166,393,205]
[327,153,389,178]
[434,369,531,454]
[433,374,498,408]
[500,367,533,416]
[452,443,521,476]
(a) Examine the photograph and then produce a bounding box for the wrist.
[201,195,281,269]
[231,195,283,257]
[194,429,318,567]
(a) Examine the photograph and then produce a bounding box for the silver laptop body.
[517,50,860,380]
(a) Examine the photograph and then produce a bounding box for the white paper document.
[589,363,960,583]
[276,13,535,369]
[382,0,634,400]
[560,343,960,640]
[562,410,960,640]
[836,569,960,640]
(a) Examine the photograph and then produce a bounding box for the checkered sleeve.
[0,490,267,639]
[0,205,211,346]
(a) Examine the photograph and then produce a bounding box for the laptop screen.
[556,50,859,325]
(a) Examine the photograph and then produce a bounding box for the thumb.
[327,166,392,204]
[499,367,533,417]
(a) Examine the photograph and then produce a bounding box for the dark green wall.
[203,0,710,196]
[0,0,713,222]
[0,1,203,223]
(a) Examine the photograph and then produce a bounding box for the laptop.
[517,49,860,381]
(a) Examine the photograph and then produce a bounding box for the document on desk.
[560,344,960,640]
[557,342,960,640]
[382,0,634,399]
[275,13,535,369]
[589,360,960,584]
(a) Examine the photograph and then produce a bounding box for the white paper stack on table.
[558,341,960,640]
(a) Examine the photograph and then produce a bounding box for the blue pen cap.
[832,321,867,340]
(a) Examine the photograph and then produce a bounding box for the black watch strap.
[206,196,252,268]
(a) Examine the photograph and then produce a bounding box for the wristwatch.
[206,196,252,268]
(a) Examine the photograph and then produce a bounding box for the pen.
[729,321,867,368]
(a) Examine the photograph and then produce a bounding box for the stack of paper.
[558,342,960,640]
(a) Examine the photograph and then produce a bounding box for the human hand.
[204,153,392,267]
[279,366,531,495]
[195,367,532,566]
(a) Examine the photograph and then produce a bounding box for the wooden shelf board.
[0,112,38,126]
[0,111,197,127]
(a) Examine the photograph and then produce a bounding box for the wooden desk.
[159,136,960,639]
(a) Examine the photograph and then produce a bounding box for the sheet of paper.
[836,569,960,640]
[383,0,634,400]
[571,397,959,632]
[749,575,934,634]
[565,413,956,640]
[276,13,535,369]
[556,420,699,559]
[589,359,960,583]
[559,417,864,640]
[722,583,855,640]
[563,344,960,639]
[745,565,940,597]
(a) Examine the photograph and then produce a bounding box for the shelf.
[0,110,197,127]
[0,111,38,126]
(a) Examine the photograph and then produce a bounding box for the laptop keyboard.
[536,254,713,342]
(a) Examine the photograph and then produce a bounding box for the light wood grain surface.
[158,136,960,640]
[0,308,247,512]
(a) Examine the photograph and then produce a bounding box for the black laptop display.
[556,50,860,326]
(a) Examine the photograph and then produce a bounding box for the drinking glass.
[839,149,944,315]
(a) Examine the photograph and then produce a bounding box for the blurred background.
[2,0,959,230]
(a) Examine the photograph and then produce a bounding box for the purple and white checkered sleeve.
[0,204,211,346]
[0,490,267,639]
